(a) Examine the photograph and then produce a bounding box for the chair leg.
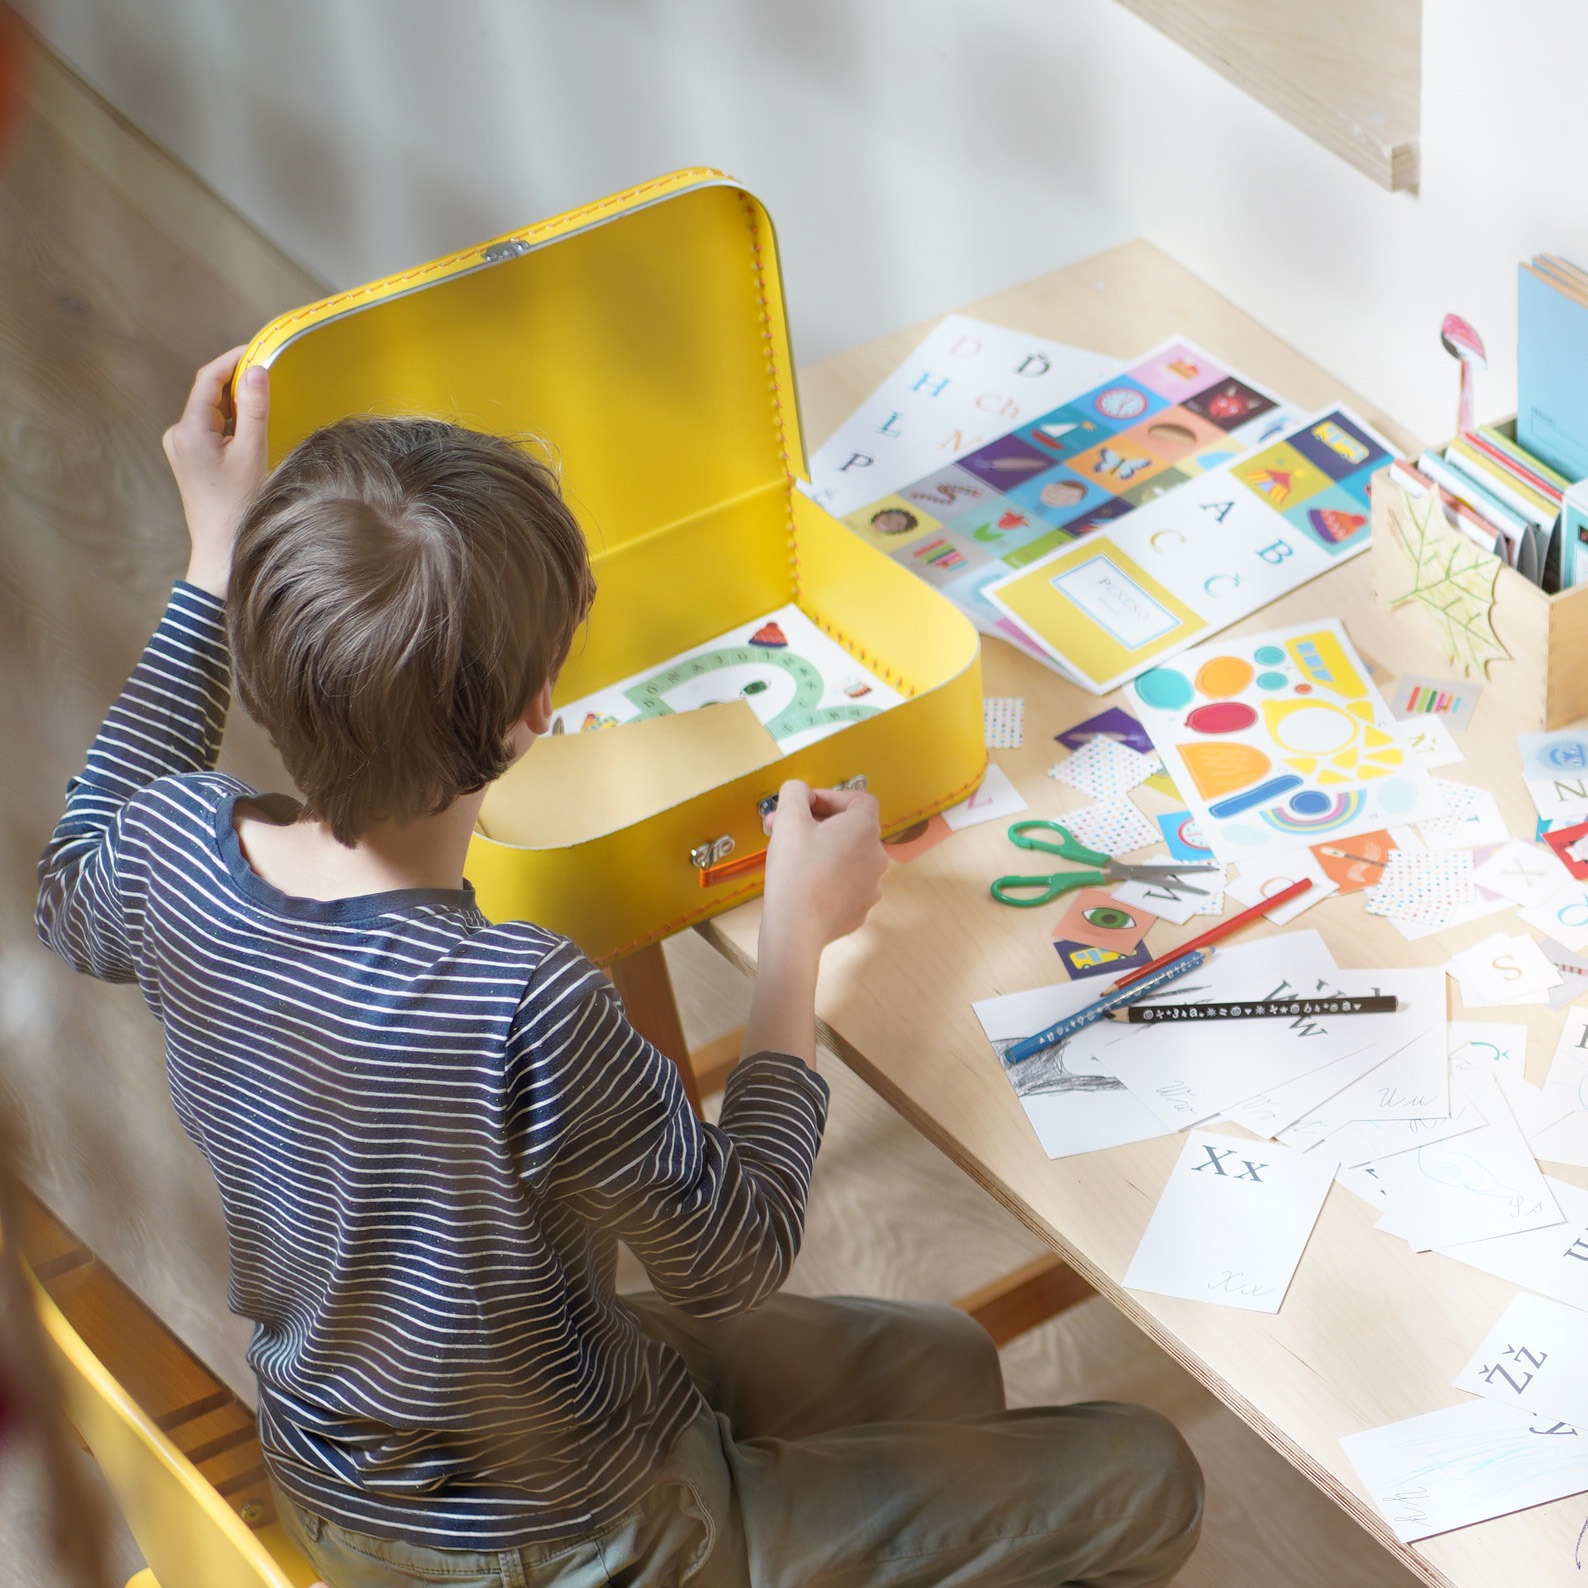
[953,1253,1095,1347]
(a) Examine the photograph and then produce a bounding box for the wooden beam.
[688,1029,744,1100]
[608,941,703,1115]
[953,1254,1095,1347]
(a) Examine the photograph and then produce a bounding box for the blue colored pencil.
[1003,949,1208,1065]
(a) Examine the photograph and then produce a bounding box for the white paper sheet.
[1445,932,1562,1009]
[1102,935,1367,1130]
[1454,1292,1588,1430]
[1226,849,1338,925]
[1340,1399,1588,1543]
[1123,1128,1337,1312]
[940,761,1027,831]
[971,979,1172,1160]
[1274,969,1450,1135]
[1326,1092,1483,1167]
[1448,1021,1528,1080]
[1435,1176,1588,1311]
[1372,1074,1562,1249]
[1472,840,1567,909]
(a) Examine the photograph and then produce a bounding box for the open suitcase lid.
[237,168,805,556]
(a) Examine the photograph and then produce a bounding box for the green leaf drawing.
[1388,487,1509,677]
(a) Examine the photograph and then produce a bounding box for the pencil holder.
[1370,459,1588,730]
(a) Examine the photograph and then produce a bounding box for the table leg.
[608,942,704,1116]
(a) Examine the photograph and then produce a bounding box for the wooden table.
[700,240,1588,1588]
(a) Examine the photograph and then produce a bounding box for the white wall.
[30,0,1588,445]
[31,0,1588,445]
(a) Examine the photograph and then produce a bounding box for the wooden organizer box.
[1370,463,1588,731]
[238,170,984,965]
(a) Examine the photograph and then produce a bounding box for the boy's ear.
[524,679,555,736]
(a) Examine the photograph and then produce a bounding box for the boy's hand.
[761,780,886,957]
[162,347,270,599]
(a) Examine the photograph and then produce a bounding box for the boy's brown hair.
[228,418,594,845]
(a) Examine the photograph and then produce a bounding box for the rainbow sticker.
[1259,789,1367,836]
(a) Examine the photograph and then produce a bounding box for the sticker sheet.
[802,315,1123,518]
[983,696,1025,749]
[831,338,1300,654]
[553,604,905,754]
[1124,619,1447,864]
[984,407,1394,693]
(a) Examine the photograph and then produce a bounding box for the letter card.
[1123,1127,1338,1312]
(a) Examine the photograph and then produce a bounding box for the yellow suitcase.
[239,168,984,964]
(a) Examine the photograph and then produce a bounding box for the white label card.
[1123,1127,1337,1312]
[1454,1291,1588,1431]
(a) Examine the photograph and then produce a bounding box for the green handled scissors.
[991,819,1220,907]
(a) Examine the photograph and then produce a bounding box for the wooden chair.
[18,1192,317,1588]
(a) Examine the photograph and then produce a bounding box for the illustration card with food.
[836,339,1303,649]
[983,408,1394,694]
[1127,621,1448,864]
[552,604,907,754]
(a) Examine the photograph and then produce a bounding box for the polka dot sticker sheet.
[1062,797,1159,858]
[983,696,1025,750]
[1126,619,1449,865]
[1048,735,1155,799]
[1364,849,1477,928]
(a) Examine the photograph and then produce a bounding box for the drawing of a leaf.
[1388,488,1509,677]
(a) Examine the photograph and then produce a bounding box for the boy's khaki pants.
[275,1293,1203,1588]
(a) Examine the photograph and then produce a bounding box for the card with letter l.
[1123,1127,1337,1312]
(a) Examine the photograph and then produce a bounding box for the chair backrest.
[31,1274,318,1588]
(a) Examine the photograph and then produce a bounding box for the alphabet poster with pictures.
[1123,1127,1338,1312]
[1123,620,1448,864]
[825,337,1300,653]
[803,315,1123,517]
[985,408,1394,694]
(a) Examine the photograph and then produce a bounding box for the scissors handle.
[990,869,1108,907]
[1006,820,1111,868]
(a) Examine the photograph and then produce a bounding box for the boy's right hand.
[760,780,886,954]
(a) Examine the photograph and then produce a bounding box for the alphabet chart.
[828,338,1301,650]
[1125,619,1447,864]
[803,314,1123,517]
[986,406,1394,693]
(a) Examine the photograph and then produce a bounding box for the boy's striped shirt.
[36,583,828,1547]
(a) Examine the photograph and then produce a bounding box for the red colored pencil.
[1111,878,1312,990]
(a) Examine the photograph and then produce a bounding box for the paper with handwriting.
[1341,1399,1588,1543]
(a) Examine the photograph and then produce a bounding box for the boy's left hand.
[162,347,270,598]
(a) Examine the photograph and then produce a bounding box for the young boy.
[37,351,1201,1587]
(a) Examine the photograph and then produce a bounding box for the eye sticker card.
[1125,619,1447,864]
[1123,1127,1338,1312]
[1054,886,1154,952]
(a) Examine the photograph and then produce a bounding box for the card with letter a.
[985,408,1395,693]
[1123,1128,1338,1312]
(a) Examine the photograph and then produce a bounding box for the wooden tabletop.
[702,240,1588,1588]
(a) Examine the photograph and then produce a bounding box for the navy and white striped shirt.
[36,583,829,1548]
